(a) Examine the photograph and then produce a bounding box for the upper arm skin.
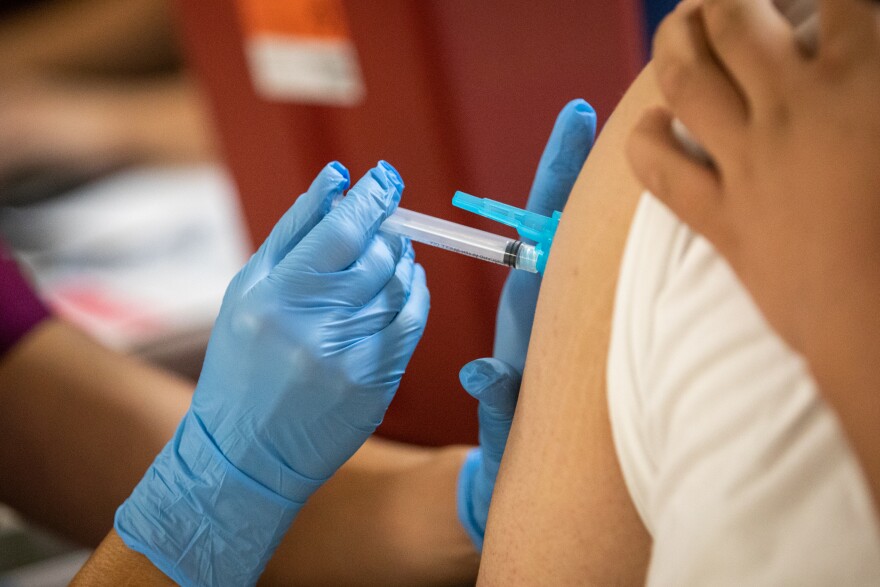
[478,66,662,584]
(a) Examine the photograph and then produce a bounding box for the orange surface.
[236,0,351,40]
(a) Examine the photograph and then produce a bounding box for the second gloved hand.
[457,100,597,551]
[456,357,520,551]
[495,99,597,372]
[115,161,429,587]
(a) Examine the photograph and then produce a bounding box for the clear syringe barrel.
[380,206,539,273]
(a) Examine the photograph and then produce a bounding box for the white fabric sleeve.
[608,193,880,586]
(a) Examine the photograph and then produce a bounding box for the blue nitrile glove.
[115,161,429,587]
[494,99,597,372]
[457,100,597,550]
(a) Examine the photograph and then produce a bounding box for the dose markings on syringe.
[415,239,512,266]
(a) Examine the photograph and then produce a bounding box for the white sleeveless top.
[607,193,880,585]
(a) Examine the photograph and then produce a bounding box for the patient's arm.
[478,66,662,584]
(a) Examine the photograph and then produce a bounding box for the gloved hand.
[494,99,597,373]
[457,100,597,550]
[115,161,430,587]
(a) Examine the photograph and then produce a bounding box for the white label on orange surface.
[236,0,365,105]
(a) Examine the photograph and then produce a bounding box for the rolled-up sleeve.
[608,194,880,586]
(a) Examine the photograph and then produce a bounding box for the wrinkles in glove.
[115,161,430,587]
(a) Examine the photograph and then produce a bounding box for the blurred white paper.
[0,165,250,355]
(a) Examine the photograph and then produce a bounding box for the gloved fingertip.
[359,162,403,215]
[460,358,522,407]
[312,162,351,214]
[327,161,351,187]
[459,359,496,395]
[561,99,597,136]
[378,160,404,191]
[570,98,595,117]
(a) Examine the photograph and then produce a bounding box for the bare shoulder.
[478,65,663,585]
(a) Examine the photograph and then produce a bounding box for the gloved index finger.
[286,161,404,274]
[526,99,597,218]
[235,161,350,293]
[260,161,351,266]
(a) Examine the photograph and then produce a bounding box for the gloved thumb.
[457,358,522,552]
[459,358,521,416]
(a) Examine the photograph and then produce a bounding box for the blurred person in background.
[0,0,215,203]
[0,0,249,386]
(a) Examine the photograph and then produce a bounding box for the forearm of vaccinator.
[263,441,479,587]
[72,529,176,586]
[0,319,191,545]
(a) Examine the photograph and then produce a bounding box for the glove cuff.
[456,448,486,552]
[115,411,301,587]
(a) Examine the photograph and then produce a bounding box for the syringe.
[332,185,561,273]
[334,191,561,274]
[378,205,543,273]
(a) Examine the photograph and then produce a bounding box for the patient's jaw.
[478,66,663,584]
